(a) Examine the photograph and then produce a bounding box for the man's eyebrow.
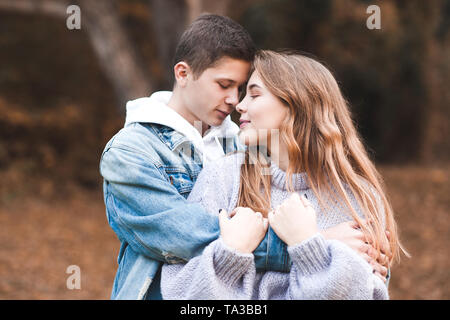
[217,78,236,84]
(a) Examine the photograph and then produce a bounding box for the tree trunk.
[79,0,153,109]
[0,0,153,112]
[0,0,68,17]
[149,0,188,89]
[185,0,231,23]
[148,0,232,89]
[420,37,450,164]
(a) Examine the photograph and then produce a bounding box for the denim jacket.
[100,120,290,300]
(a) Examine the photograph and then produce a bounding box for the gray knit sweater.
[160,153,389,300]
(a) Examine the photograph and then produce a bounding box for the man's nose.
[224,88,240,107]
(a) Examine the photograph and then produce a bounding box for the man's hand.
[319,220,391,283]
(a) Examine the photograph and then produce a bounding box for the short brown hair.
[173,14,256,79]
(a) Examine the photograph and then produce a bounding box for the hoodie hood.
[124,91,239,164]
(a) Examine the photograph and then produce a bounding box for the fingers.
[376,252,390,268]
[358,245,388,278]
[350,221,375,244]
[360,232,391,267]
[268,210,277,230]
[281,193,305,210]
[252,211,268,235]
[352,218,393,263]
[365,243,384,263]
[300,196,315,215]
[218,209,228,224]
[300,195,310,208]
[290,192,303,203]
[359,218,374,227]
[268,210,275,222]
[229,207,243,218]
[229,207,252,219]
[219,207,266,254]
[366,245,378,260]
[361,249,388,283]
[218,209,228,233]
[352,218,378,233]
[226,208,268,230]
[357,242,379,264]
[253,212,269,230]
[349,220,360,229]
[370,259,388,279]
[352,228,367,242]
[360,252,372,264]
[380,234,393,261]
[254,211,266,226]
[363,243,388,282]
[359,240,391,269]
[356,242,371,258]
[262,218,269,231]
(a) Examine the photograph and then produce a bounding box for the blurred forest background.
[0,0,448,299]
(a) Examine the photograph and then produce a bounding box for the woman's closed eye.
[248,88,260,99]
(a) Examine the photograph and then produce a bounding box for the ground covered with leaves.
[0,164,448,299]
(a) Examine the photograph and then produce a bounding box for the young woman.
[160,50,406,300]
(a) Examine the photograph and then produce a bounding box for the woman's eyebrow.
[248,83,261,90]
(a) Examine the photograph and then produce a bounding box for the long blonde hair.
[237,50,407,265]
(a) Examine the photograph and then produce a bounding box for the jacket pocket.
[165,169,194,198]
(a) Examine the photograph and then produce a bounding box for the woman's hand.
[268,193,318,246]
[219,207,269,254]
[320,220,391,283]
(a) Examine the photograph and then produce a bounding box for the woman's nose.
[235,101,246,114]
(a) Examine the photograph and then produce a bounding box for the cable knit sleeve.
[161,238,256,299]
[283,233,389,300]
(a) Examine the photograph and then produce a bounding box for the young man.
[100,14,291,300]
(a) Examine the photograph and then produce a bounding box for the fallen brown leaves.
[0,164,448,299]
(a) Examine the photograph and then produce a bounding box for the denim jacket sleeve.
[100,144,289,272]
[101,144,220,263]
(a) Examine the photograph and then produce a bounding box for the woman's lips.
[239,120,251,129]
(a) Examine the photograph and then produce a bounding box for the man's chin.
[193,117,222,133]
[209,117,225,127]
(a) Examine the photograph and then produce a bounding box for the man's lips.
[216,110,230,119]
[239,120,251,129]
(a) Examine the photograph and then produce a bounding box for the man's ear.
[173,62,191,87]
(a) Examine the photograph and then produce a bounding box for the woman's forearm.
[161,238,256,300]
[285,234,389,300]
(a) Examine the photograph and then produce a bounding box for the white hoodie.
[124,91,240,166]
